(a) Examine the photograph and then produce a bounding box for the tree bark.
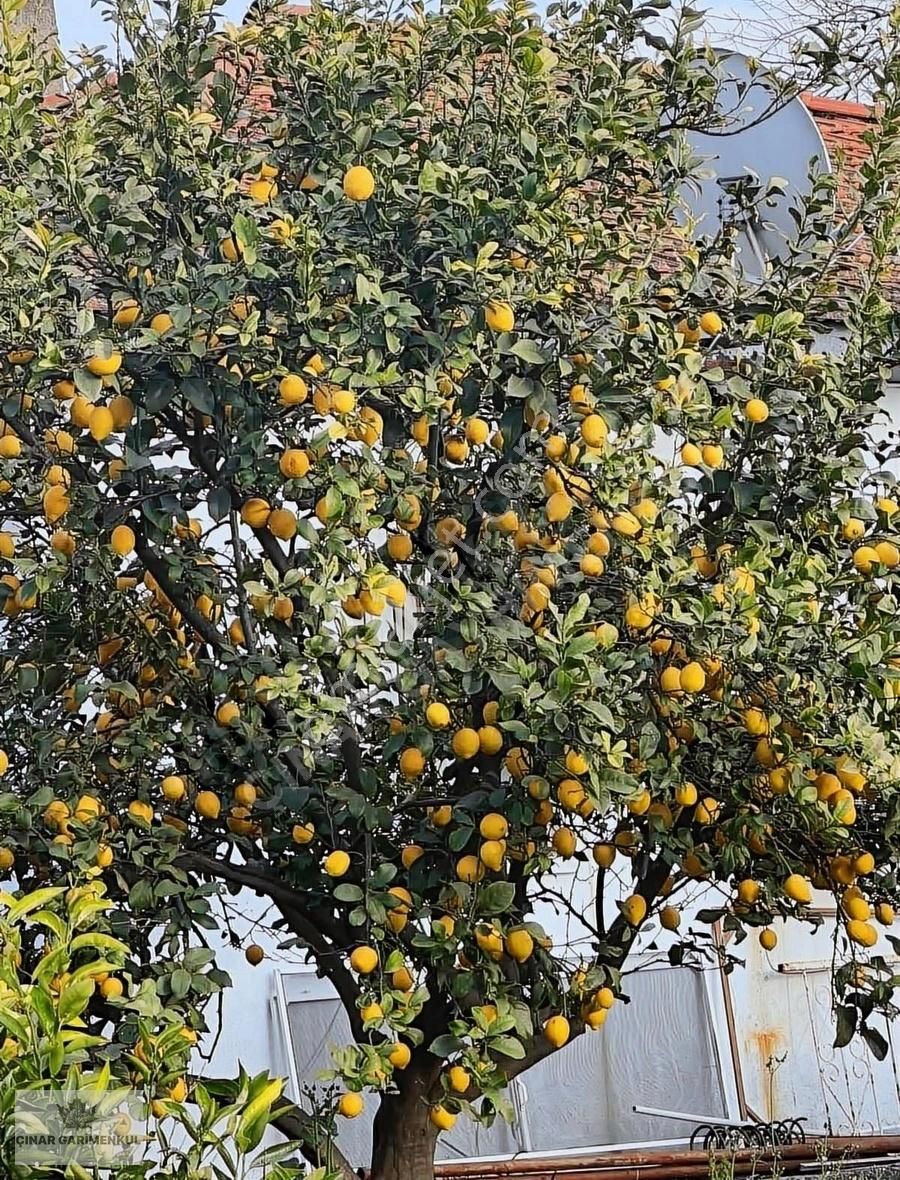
[13,0,57,47]
[369,1065,442,1180]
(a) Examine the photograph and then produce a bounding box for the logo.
[13,1088,153,1168]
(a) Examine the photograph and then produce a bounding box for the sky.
[57,1,250,49]
[56,0,761,49]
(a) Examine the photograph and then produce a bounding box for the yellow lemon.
[505,928,534,962]
[660,906,680,931]
[161,775,186,801]
[478,725,503,755]
[465,417,490,445]
[485,301,515,333]
[593,843,615,869]
[241,498,270,528]
[479,813,508,840]
[456,855,484,884]
[111,525,135,556]
[854,851,875,876]
[543,1015,570,1048]
[342,165,375,201]
[338,1092,364,1119]
[552,827,576,858]
[85,352,123,377]
[388,1042,411,1069]
[195,791,221,819]
[248,178,278,203]
[621,894,647,927]
[387,532,413,561]
[349,945,379,974]
[847,919,877,947]
[744,398,769,423]
[784,874,812,904]
[853,545,879,574]
[279,374,308,405]
[580,413,608,447]
[324,850,351,877]
[679,662,706,694]
[452,728,480,759]
[401,844,424,869]
[505,747,529,779]
[700,310,723,334]
[702,443,724,469]
[430,1105,456,1131]
[479,840,506,871]
[426,701,451,729]
[279,448,310,479]
[215,701,240,727]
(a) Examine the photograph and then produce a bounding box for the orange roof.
[802,91,876,211]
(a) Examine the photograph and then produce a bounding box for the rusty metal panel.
[730,916,900,1133]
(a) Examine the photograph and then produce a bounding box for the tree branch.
[133,528,312,784]
[271,1100,359,1180]
[501,1018,586,1083]
[179,851,364,1041]
[501,854,675,1084]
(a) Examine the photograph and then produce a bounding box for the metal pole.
[430,1136,900,1178]
[272,970,303,1104]
[631,1106,753,1127]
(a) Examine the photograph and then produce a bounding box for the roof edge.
[802,93,875,120]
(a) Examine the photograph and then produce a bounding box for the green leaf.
[69,959,128,985]
[477,882,516,915]
[28,909,66,939]
[490,1035,526,1059]
[861,1025,889,1061]
[428,1034,464,1058]
[31,985,57,1035]
[170,968,192,999]
[334,884,364,902]
[834,1005,857,1048]
[506,375,534,399]
[510,340,547,365]
[448,826,473,852]
[73,368,103,399]
[235,1077,283,1153]
[183,378,215,415]
[208,486,232,521]
[129,880,153,910]
[5,887,65,923]
[57,977,95,1023]
[0,1005,29,1042]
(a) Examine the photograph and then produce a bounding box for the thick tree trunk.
[13,0,58,47]
[369,1066,441,1180]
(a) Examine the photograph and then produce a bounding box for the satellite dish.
[680,52,832,279]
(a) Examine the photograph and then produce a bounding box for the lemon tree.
[2,0,900,1177]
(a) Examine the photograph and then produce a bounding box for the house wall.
[198,871,900,1171]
